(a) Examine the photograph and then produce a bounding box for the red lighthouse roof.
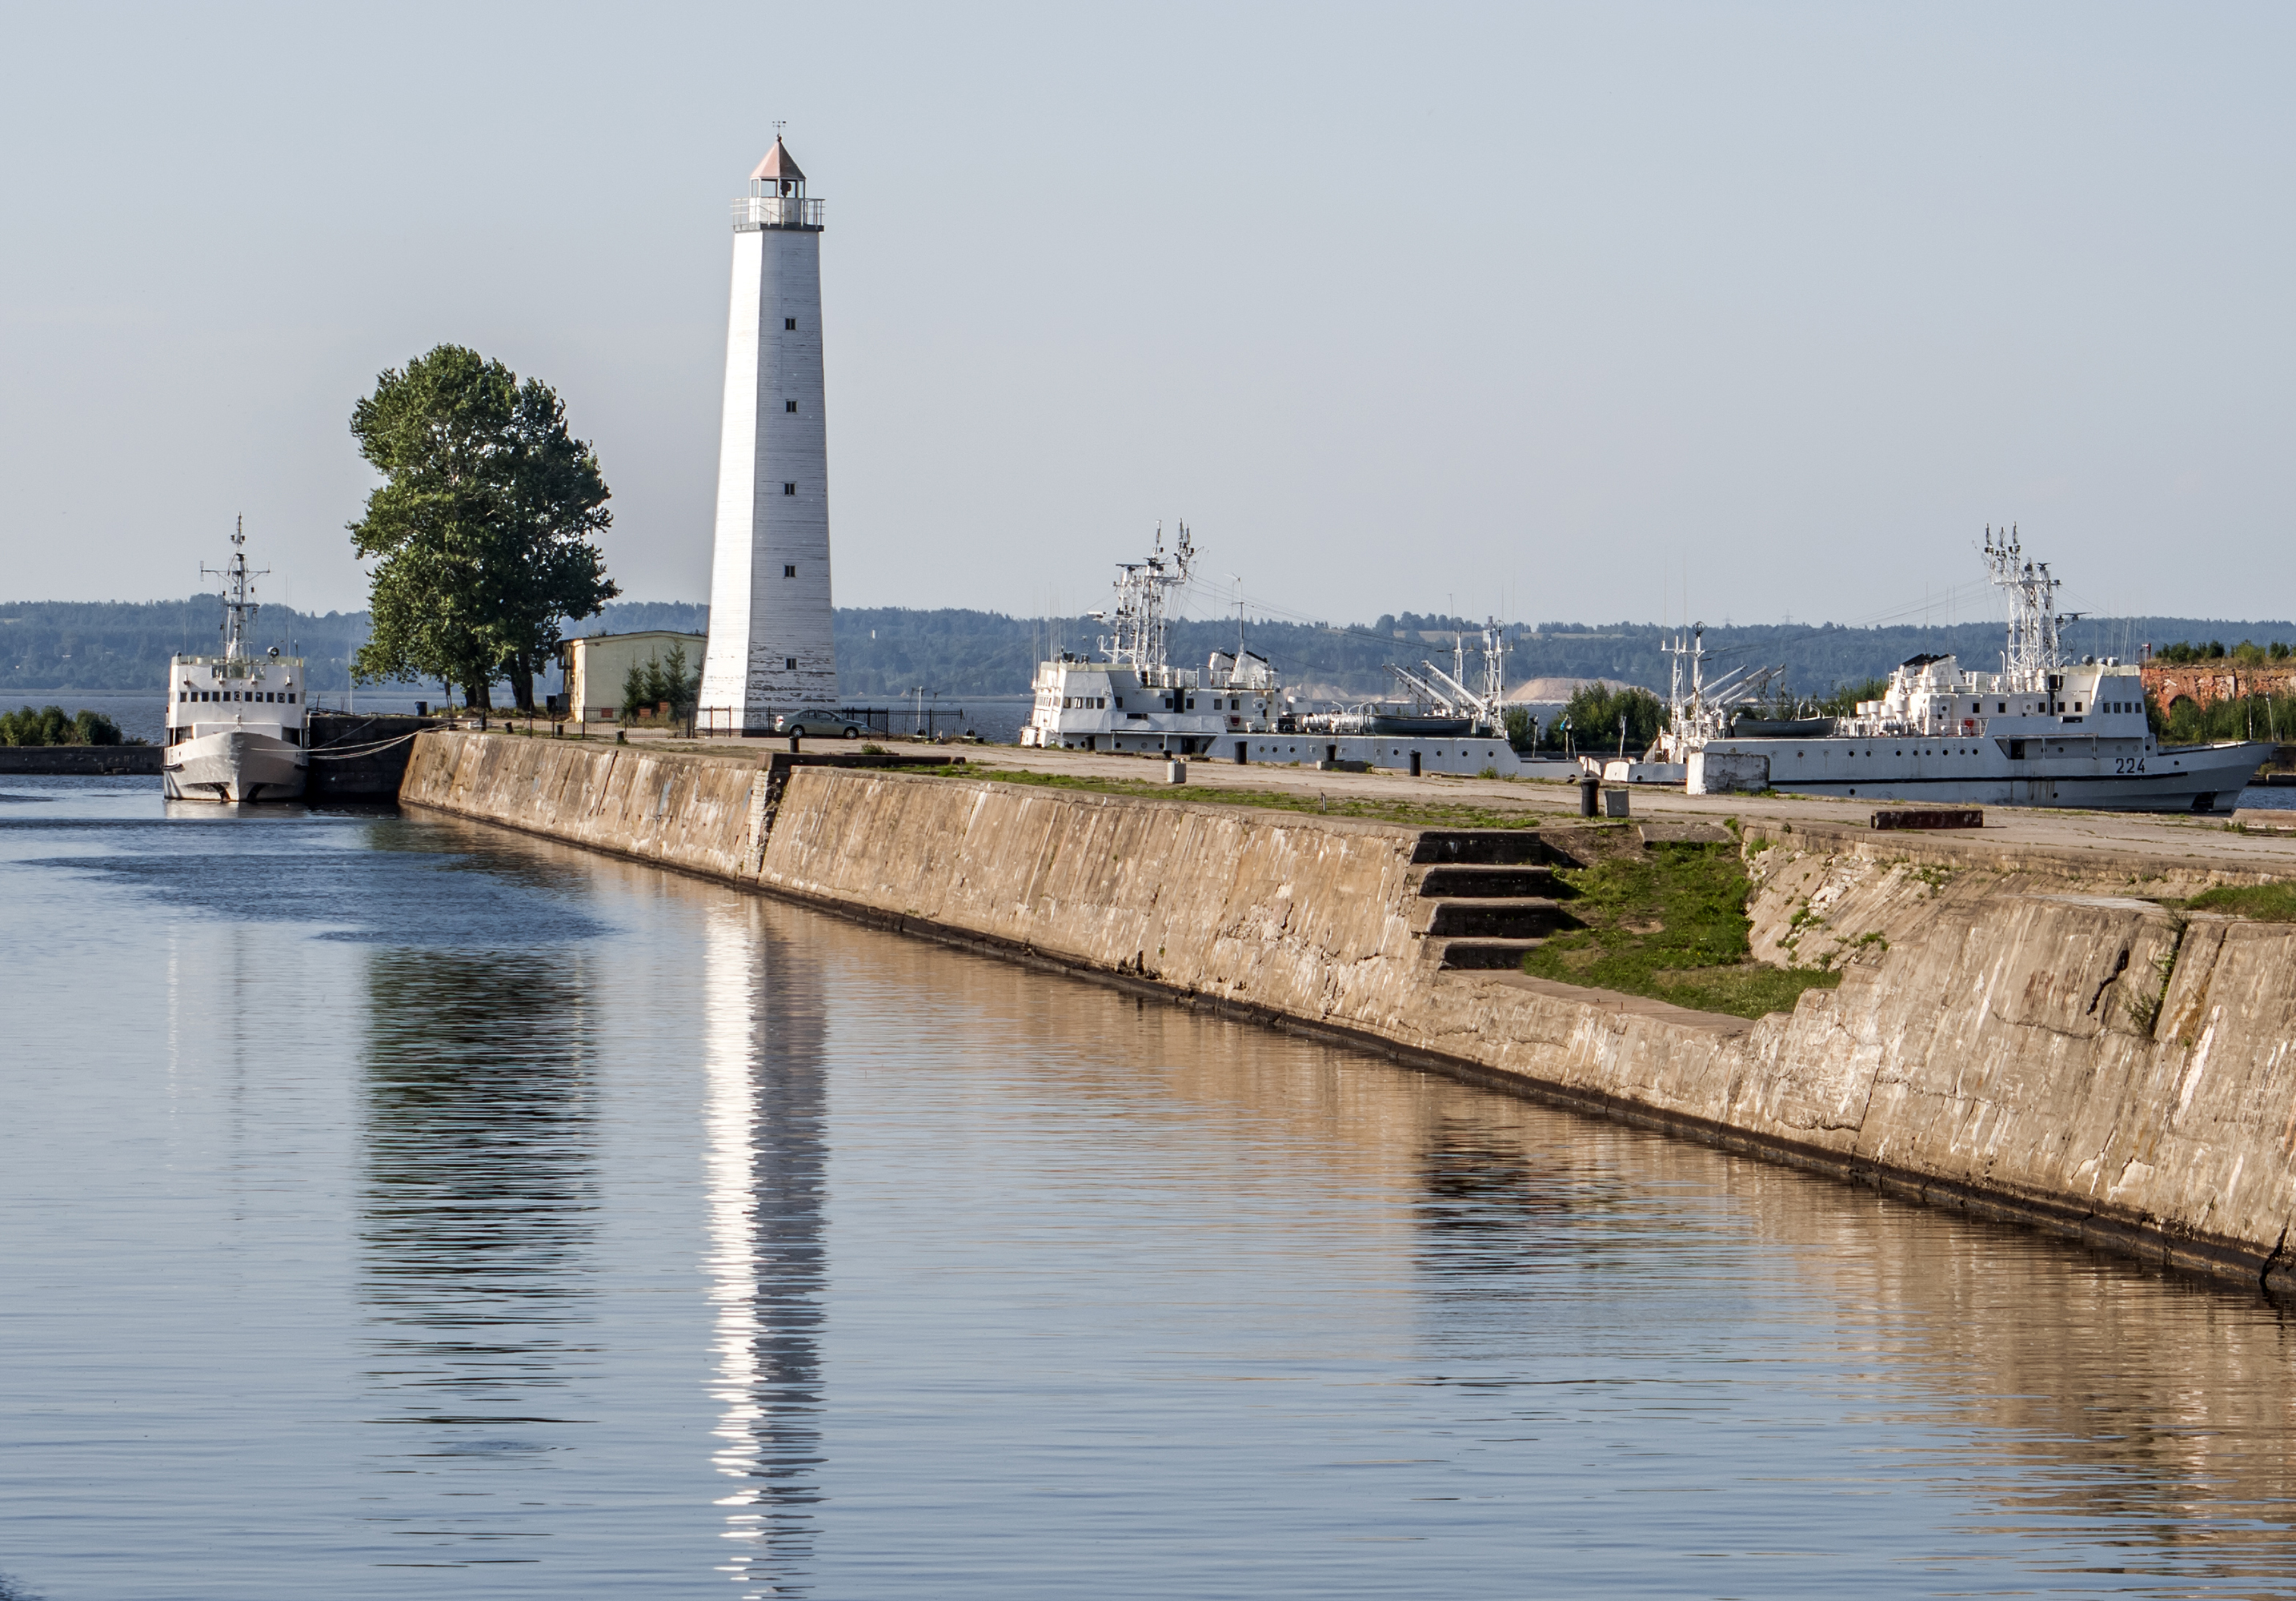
[750,138,805,183]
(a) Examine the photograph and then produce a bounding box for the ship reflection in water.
[702,898,827,1591]
[7,779,2296,1596]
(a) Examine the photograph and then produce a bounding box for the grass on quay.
[2182,882,2296,922]
[1521,841,1845,1021]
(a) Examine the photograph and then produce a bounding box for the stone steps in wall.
[1424,937,1547,971]
[1408,829,1573,973]
[1412,863,1558,898]
[1410,897,1568,938]
[1411,829,1553,865]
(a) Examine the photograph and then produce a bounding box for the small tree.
[1561,682,1665,756]
[619,645,702,722]
[660,643,699,718]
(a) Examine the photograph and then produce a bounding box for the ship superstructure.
[1689,528,2267,811]
[1022,524,1290,755]
[162,522,308,802]
[1021,531,1562,776]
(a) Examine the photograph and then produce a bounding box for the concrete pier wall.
[400,732,2296,1293]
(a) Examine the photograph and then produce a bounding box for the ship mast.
[1983,524,2064,690]
[1092,521,1194,686]
[200,517,266,662]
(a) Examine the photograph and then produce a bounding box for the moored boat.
[1685,529,2269,811]
[162,523,308,803]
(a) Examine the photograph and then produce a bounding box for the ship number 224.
[2114,756,2147,774]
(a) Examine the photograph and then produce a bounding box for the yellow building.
[561,630,707,723]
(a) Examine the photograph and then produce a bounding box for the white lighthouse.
[698,136,839,736]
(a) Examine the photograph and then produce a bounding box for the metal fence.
[731,196,825,230]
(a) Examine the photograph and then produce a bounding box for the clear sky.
[4,2,2291,630]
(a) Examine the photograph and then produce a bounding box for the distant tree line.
[14,594,2296,708]
[2150,639,2295,664]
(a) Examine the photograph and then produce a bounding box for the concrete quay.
[402,729,2296,1296]
[622,724,2296,885]
[0,744,162,776]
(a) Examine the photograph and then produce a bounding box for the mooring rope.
[306,730,422,760]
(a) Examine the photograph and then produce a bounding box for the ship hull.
[162,729,307,803]
[1697,736,2266,813]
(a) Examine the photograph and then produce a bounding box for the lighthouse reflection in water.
[703,898,827,1591]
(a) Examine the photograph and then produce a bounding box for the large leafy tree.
[348,345,618,710]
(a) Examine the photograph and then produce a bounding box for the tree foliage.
[2152,639,2292,665]
[1551,683,1665,753]
[347,346,618,709]
[620,644,701,721]
[2,705,123,745]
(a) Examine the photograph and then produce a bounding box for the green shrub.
[1,705,126,745]
[1549,683,1665,753]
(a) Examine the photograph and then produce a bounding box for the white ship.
[1685,528,2269,812]
[1021,524,1288,756]
[162,523,308,803]
[1021,526,1559,776]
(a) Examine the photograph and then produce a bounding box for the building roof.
[751,138,805,183]
[566,629,707,648]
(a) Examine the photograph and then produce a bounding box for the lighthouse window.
[785,400,798,413]
[783,483,796,496]
[785,318,796,330]
[784,564,797,577]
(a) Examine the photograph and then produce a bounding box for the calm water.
[7,780,2296,1599]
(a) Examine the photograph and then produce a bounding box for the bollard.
[1165,759,1188,784]
[1578,774,1600,817]
[788,732,803,753]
